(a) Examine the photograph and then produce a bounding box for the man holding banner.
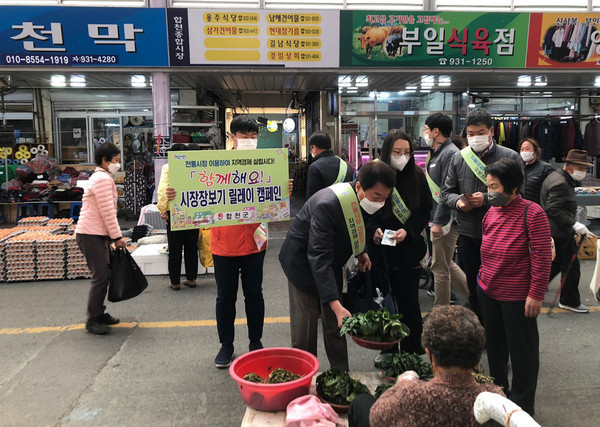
[280,161,396,371]
[306,131,355,199]
[441,109,520,318]
[424,114,469,307]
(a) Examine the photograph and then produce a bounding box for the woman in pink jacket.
[75,143,127,335]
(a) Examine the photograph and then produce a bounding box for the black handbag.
[108,248,148,302]
[344,266,396,315]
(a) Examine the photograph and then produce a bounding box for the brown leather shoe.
[169,284,181,291]
[182,280,197,288]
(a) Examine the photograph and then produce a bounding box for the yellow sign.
[267,26,321,37]
[267,38,322,49]
[268,51,322,62]
[204,25,260,37]
[203,12,259,24]
[204,38,260,49]
[266,13,322,24]
[205,50,261,61]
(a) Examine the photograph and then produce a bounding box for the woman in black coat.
[369,129,433,355]
[520,138,554,205]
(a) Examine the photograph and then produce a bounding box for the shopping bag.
[577,234,597,260]
[198,228,213,268]
[344,268,396,315]
[108,248,148,302]
[589,242,600,302]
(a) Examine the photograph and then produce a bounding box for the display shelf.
[171,122,214,127]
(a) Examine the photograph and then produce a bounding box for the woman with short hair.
[478,158,552,416]
[519,138,554,204]
[75,143,127,335]
[349,305,504,427]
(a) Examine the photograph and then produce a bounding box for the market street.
[1,232,599,427]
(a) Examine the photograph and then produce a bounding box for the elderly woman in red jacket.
[75,143,127,335]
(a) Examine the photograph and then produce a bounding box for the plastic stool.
[16,203,36,222]
[70,202,83,220]
[37,202,55,218]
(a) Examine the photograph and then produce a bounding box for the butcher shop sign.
[340,10,529,68]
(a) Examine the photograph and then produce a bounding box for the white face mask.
[391,154,410,171]
[237,138,258,150]
[360,196,385,215]
[467,135,490,153]
[520,151,535,163]
[108,162,121,174]
[570,170,587,182]
[423,132,434,148]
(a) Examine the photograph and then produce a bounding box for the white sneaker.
[558,303,590,313]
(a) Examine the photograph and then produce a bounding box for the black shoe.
[86,318,110,335]
[215,344,235,368]
[98,313,120,325]
[249,340,263,352]
[450,293,457,304]
[426,284,435,298]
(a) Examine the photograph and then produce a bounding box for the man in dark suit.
[306,131,355,199]
[280,161,396,370]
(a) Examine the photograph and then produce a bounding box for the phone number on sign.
[2,54,119,65]
[442,58,493,66]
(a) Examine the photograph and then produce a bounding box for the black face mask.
[488,191,510,207]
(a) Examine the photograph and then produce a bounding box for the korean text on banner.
[340,10,529,68]
[168,9,339,67]
[526,13,600,68]
[0,6,169,67]
[168,148,291,231]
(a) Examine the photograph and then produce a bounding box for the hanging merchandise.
[584,117,600,157]
[124,159,149,215]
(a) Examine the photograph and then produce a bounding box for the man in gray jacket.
[425,113,469,306]
[541,149,591,313]
[441,109,520,317]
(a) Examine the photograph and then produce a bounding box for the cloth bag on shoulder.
[108,248,148,302]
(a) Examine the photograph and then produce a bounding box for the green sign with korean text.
[168,148,291,231]
[340,10,529,68]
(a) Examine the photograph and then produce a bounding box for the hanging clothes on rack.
[584,118,600,156]
[124,159,147,214]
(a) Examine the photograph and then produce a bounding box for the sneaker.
[168,284,180,291]
[183,280,197,288]
[249,340,264,352]
[373,352,385,369]
[86,318,110,335]
[450,292,457,305]
[558,303,590,313]
[98,313,120,325]
[426,284,435,298]
[215,345,235,368]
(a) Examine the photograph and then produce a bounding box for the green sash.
[425,153,441,203]
[373,158,412,224]
[331,183,366,257]
[335,157,348,184]
[460,147,487,185]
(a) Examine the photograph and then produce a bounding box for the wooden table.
[241,372,388,427]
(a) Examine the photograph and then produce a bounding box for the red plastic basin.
[229,347,319,412]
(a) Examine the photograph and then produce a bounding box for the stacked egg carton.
[4,232,43,282]
[48,218,74,232]
[36,235,69,281]
[17,216,49,227]
[0,228,23,281]
[65,236,91,279]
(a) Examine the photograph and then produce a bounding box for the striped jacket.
[478,196,552,302]
[75,168,122,240]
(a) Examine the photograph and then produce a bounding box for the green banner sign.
[340,10,530,68]
[168,148,291,231]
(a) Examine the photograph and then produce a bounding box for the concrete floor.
[0,230,599,426]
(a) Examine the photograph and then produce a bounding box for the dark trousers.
[477,287,539,416]
[459,235,482,316]
[76,234,111,321]
[348,393,376,427]
[166,217,199,285]
[390,267,424,354]
[549,236,581,307]
[214,251,266,345]
[288,281,349,371]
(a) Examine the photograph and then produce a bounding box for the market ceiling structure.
[5,69,600,107]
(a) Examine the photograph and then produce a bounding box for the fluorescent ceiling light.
[406,89,417,93]
[420,89,431,93]
[439,76,452,86]
[51,75,66,87]
[518,75,531,86]
[543,92,552,97]
[379,92,390,99]
[534,76,547,87]
[469,103,476,108]
[595,76,600,87]
[355,75,369,87]
[406,85,418,90]
[131,75,146,88]
[338,76,352,88]
[421,75,435,83]
[69,75,86,87]
[398,91,406,95]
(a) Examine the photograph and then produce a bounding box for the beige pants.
[431,223,469,306]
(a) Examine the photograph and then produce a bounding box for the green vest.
[460,147,488,185]
[334,157,348,184]
[425,152,441,203]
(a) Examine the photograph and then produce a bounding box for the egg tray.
[17,216,50,226]
[66,272,92,280]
